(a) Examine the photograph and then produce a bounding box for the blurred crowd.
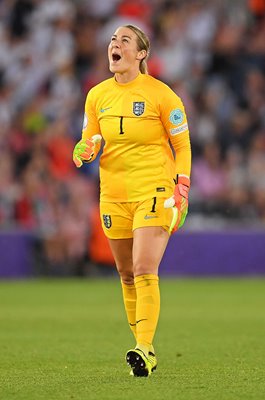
[0,0,265,273]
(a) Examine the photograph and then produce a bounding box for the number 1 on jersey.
[119,116,124,134]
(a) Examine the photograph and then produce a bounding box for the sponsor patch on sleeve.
[82,113,88,130]
[170,123,188,136]
[169,109,184,125]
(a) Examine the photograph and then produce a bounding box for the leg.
[108,238,134,284]
[133,226,169,348]
[133,226,169,277]
[126,227,169,376]
[108,238,137,340]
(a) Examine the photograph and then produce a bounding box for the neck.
[114,70,140,84]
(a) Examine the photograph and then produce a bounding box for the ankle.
[149,344,155,355]
[136,343,150,356]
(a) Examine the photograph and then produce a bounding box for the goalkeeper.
[73,24,191,377]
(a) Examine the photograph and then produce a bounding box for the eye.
[111,37,116,41]
[122,38,129,43]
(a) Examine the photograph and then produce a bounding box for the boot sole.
[126,350,156,377]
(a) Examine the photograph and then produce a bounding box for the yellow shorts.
[100,198,175,239]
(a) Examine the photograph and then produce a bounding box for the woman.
[73,24,191,377]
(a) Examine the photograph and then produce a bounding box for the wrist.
[176,174,190,188]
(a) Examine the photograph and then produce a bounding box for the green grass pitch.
[0,278,265,400]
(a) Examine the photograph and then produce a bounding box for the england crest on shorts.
[103,214,112,229]
[133,102,145,116]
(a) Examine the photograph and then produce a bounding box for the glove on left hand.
[164,175,190,233]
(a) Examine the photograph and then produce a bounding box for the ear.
[136,50,147,61]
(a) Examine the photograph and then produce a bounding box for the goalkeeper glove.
[73,134,102,168]
[164,175,190,233]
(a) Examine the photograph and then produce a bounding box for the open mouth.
[112,53,121,62]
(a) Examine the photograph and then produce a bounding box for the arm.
[73,89,102,168]
[160,89,192,232]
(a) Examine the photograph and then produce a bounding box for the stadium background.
[1,2,265,399]
[0,0,265,277]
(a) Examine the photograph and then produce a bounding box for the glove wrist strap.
[175,174,190,188]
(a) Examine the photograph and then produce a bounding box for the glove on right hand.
[73,134,102,168]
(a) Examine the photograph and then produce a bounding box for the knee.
[133,259,158,277]
[120,273,134,285]
[116,264,134,285]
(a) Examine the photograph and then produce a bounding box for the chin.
[109,65,116,73]
[109,64,121,74]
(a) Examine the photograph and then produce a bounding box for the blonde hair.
[124,24,150,74]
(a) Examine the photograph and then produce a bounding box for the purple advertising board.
[0,231,265,278]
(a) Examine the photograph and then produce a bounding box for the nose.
[110,38,121,49]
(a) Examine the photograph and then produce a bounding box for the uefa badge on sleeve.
[169,109,184,125]
[133,102,145,116]
[103,214,112,229]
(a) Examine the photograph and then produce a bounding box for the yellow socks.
[121,274,160,356]
[135,274,160,353]
[121,281,137,340]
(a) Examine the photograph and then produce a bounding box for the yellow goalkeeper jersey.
[82,73,191,202]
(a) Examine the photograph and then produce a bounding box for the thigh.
[100,201,133,239]
[108,238,134,284]
[133,197,174,233]
[133,226,169,277]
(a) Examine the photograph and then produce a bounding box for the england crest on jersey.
[133,102,145,116]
